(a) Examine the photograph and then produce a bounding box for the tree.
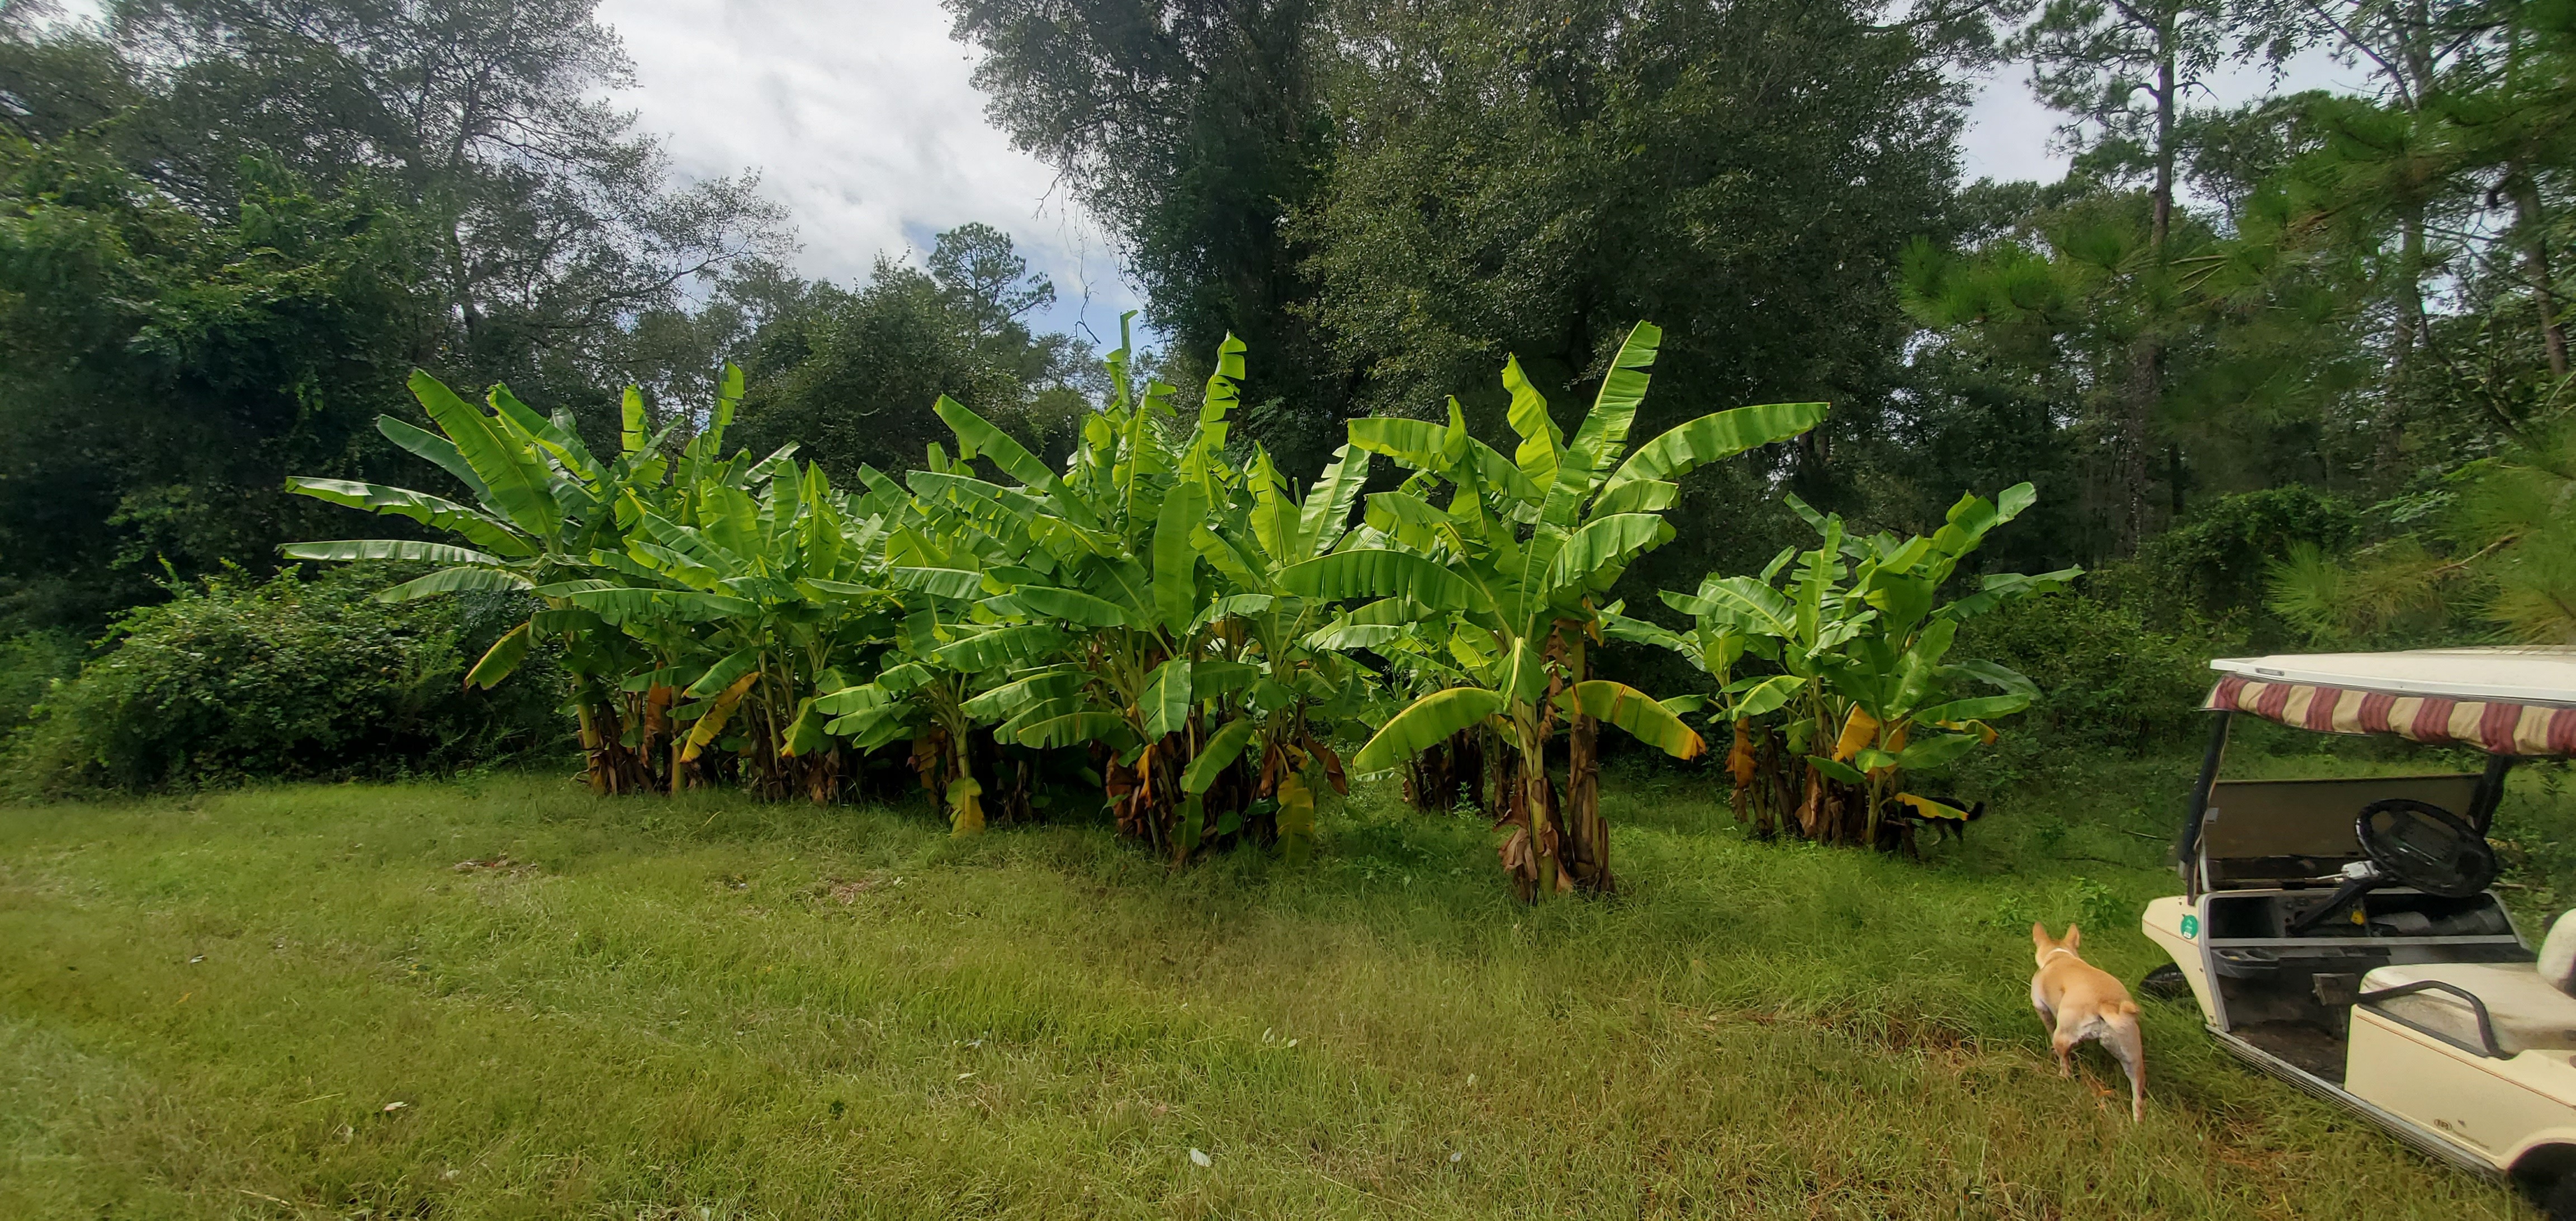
[732,228,1101,480]
[945,0,1346,476]
[2009,0,2247,550]
[1296,0,1964,590]
[0,133,422,632]
[82,0,788,394]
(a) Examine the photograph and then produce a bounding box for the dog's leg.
[2030,978,2057,1041]
[2106,1014,2145,1121]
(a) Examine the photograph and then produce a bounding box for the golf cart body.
[2144,648,2576,1191]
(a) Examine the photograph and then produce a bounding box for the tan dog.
[2030,922,2144,1120]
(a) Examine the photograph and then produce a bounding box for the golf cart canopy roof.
[2206,648,2576,756]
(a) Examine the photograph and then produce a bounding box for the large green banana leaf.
[407,371,561,539]
[1541,514,1675,595]
[1278,550,1485,612]
[1352,687,1507,772]
[283,539,505,566]
[284,479,534,555]
[377,566,533,601]
[1598,401,1829,503]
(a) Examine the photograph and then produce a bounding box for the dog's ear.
[2030,921,2050,948]
[2064,924,2083,951]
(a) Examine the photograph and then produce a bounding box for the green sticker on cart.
[2180,914,2200,940]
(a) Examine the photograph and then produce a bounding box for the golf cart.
[2143,647,2576,1213]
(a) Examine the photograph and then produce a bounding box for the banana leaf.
[1353,687,1507,772]
[283,539,504,566]
[376,566,533,602]
[1182,718,1258,794]
[1278,550,1485,612]
[1598,401,1828,502]
[1557,680,1706,759]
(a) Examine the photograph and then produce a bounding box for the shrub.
[7,567,567,793]
[0,629,80,734]
[2101,485,2362,645]
[1951,588,2214,760]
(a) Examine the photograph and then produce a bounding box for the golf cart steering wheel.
[2286,798,2498,935]
[2357,798,2497,897]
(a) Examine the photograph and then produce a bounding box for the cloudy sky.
[596,0,2366,343]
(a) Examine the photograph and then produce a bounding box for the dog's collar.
[2040,947,2078,963]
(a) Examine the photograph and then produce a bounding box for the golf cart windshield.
[2180,647,2576,899]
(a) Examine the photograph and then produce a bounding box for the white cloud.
[598,0,1143,344]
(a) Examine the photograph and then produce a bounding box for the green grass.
[0,756,2559,1219]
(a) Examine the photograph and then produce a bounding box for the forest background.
[1,0,2564,787]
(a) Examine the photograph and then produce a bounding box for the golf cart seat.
[2360,963,2576,1056]
[2359,912,2576,1057]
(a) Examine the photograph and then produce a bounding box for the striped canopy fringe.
[2205,673,2576,756]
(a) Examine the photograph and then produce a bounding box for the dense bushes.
[1953,588,2215,760]
[6,569,566,794]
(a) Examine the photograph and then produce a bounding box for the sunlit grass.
[0,757,2551,1218]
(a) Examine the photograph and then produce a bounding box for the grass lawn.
[1,756,2563,1219]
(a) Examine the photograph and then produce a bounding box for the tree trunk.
[2119,25,2177,555]
[1562,707,1611,893]
[2512,172,2569,378]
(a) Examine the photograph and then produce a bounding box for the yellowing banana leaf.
[680,671,760,762]
[1276,770,1316,865]
[1895,792,1971,820]
[1557,680,1706,759]
[948,775,985,836]
[1831,706,1880,761]
[1353,687,1507,773]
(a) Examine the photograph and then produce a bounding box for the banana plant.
[1282,321,1825,898]
[549,455,897,802]
[1657,484,2078,847]
[282,368,696,792]
[911,320,1360,860]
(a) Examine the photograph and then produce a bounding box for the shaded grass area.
[0,756,2555,1219]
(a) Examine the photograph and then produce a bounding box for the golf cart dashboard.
[2202,888,2523,946]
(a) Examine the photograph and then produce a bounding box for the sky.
[596,0,2374,344]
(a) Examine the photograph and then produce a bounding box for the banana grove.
[283,316,2050,893]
